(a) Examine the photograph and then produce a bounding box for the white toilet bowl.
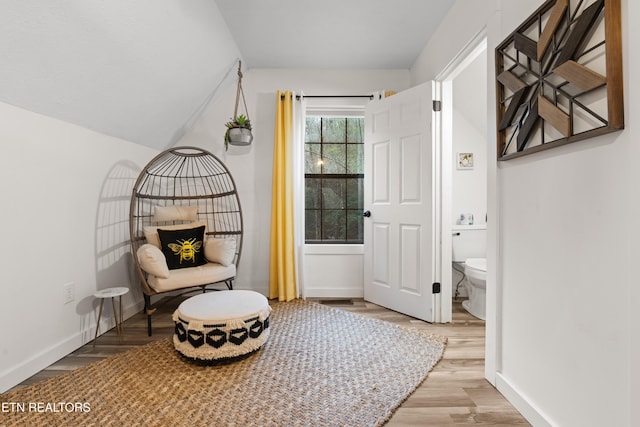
[462,257,486,320]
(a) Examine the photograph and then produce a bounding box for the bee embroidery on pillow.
[167,238,202,264]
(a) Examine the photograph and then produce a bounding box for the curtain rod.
[280,94,377,100]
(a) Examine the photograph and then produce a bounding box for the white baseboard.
[0,300,144,393]
[495,372,556,427]
[303,288,364,299]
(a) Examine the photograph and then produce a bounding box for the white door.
[363,82,439,322]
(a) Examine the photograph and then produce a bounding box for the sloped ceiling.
[0,0,454,149]
[0,0,241,150]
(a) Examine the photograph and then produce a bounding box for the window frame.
[304,110,365,245]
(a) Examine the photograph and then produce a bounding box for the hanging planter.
[225,115,253,147]
[225,61,253,150]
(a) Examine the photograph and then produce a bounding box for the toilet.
[452,225,487,320]
[461,257,486,320]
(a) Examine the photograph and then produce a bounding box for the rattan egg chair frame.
[129,146,243,335]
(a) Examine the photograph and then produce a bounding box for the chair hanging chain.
[233,60,250,121]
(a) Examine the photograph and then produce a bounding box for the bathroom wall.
[450,40,488,298]
[451,50,487,227]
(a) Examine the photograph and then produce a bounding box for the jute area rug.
[1,300,446,427]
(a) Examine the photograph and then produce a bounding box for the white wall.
[178,68,411,298]
[0,102,157,392]
[452,110,487,224]
[412,0,637,426]
[451,49,487,226]
[303,245,364,298]
[631,0,640,410]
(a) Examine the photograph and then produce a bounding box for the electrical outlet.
[63,282,75,304]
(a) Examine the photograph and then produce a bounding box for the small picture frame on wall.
[457,152,474,170]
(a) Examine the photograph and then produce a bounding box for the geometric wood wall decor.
[496,0,623,160]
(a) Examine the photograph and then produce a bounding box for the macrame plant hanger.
[225,60,253,148]
[233,61,250,123]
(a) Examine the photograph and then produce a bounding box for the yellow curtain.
[269,90,297,301]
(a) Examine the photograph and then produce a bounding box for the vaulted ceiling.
[215,0,455,69]
[0,0,454,150]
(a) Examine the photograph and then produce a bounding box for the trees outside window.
[305,116,364,243]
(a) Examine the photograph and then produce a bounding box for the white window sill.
[304,244,364,255]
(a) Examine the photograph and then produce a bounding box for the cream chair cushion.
[137,244,170,279]
[153,205,198,223]
[148,263,236,293]
[204,238,236,267]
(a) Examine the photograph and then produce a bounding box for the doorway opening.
[437,33,488,323]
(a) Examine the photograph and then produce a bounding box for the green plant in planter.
[224,114,253,150]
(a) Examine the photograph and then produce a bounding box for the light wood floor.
[11,297,530,426]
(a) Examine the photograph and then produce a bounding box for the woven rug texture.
[1,299,446,427]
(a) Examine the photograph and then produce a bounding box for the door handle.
[363,210,371,218]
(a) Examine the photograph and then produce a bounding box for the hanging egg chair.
[129,146,244,335]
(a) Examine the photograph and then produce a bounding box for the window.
[305,116,364,244]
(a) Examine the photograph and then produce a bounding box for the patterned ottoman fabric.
[172,290,271,361]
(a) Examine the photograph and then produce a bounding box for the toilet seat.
[465,258,486,272]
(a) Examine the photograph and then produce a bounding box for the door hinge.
[432,282,441,294]
[432,100,442,112]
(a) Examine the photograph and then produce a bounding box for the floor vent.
[319,299,354,306]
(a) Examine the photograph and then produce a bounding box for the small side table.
[93,287,129,348]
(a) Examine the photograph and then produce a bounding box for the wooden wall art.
[495,0,623,160]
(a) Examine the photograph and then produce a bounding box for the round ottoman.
[172,290,271,361]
